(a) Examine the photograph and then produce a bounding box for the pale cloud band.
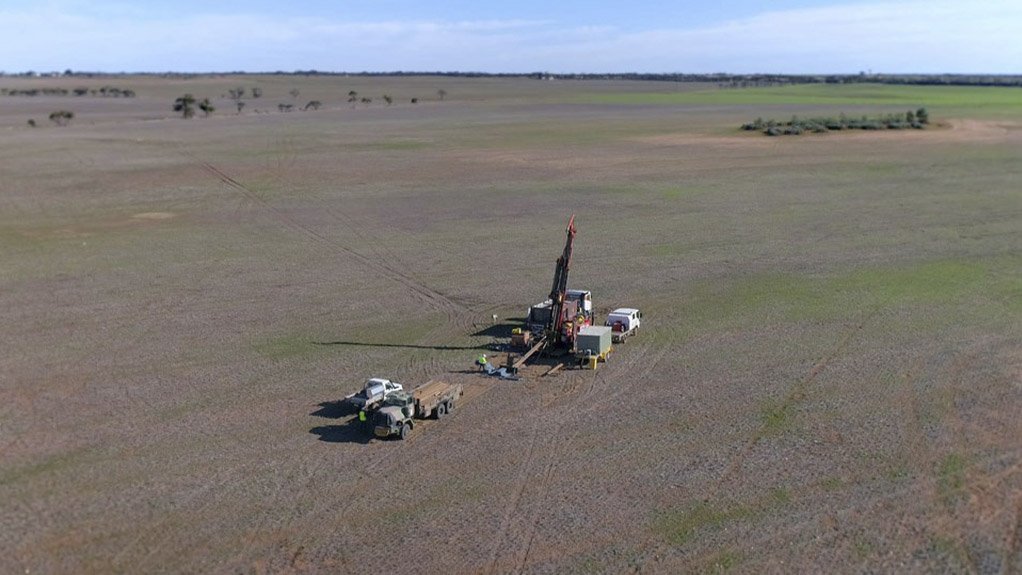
[2,1,1020,73]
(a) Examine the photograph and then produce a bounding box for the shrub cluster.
[48,110,74,126]
[742,108,930,136]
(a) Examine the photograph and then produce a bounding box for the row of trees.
[2,86,135,97]
[174,88,446,117]
[741,108,930,135]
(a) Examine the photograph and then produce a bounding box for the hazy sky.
[3,0,1021,73]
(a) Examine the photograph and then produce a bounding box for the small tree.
[278,103,293,112]
[198,98,215,117]
[236,101,245,114]
[348,90,358,107]
[27,119,36,128]
[437,89,447,101]
[382,94,392,106]
[48,110,74,126]
[228,87,245,100]
[174,94,196,118]
[303,100,321,111]
[411,97,418,104]
[289,89,300,99]
[905,110,916,123]
[251,87,263,98]
[916,107,929,124]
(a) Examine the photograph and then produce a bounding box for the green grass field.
[580,83,1022,117]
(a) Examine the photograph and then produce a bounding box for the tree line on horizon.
[2,86,136,97]
[6,70,1022,88]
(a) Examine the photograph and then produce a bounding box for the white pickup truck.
[605,308,642,343]
[345,378,404,411]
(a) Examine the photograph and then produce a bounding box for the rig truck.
[373,380,464,440]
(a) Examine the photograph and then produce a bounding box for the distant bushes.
[48,110,74,126]
[743,108,930,136]
[1,86,135,97]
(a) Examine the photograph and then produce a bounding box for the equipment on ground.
[574,325,613,370]
[510,328,532,349]
[481,361,519,380]
[606,308,642,343]
[373,380,464,440]
[345,378,404,411]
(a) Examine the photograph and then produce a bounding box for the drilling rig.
[544,214,592,347]
[514,216,593,368]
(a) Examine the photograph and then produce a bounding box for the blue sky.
[2,0,1020,73]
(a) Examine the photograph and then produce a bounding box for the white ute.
[345,378,404,411]
[605,308,642,343]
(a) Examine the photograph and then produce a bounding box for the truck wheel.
[399,423,411,440]
[436,403,447,419]
[447,400,455,412]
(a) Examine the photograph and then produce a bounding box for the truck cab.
[526,289,594,338]
[566,290,593,319]
[374,392,416,439]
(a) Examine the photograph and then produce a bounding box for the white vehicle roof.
[609,308,640,315]
[366,377,392,386]
[566,289,591,297]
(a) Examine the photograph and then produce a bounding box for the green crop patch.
[828,260,987,304]
[251,333,331,361]
[653,488,794,546]
[820,477,845,491]
[709,549,742,573]
[0,448,102,487]
[937,452,967,506]
[760,402,794,436]
[347,139,431,151]
[654,502,738,546]
[580,84,1022,116]
[677,257,1000,337]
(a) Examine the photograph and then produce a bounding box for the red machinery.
[547,215,576,344]
[546,215,591,347]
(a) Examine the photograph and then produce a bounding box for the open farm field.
[1,75,1020,573]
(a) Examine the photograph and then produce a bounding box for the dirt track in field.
[1,75,1020,574]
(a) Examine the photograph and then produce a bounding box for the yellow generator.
[575,325,612,370]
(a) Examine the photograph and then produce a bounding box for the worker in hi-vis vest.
[358,410,366,423]
[477,354,488,370]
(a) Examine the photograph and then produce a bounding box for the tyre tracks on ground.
[182,149,467,320]
[485,340,667,573]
